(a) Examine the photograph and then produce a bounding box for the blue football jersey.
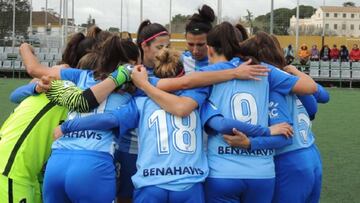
[126,88,209,191]
[53,69,132,155]
[200,58,276,179]
[269,92,315,155]
[181,51,209,74]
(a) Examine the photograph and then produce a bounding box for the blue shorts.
[133,183,205,203]
[205,178,275,203]
[43,150,116,203]
[273,144,322,203]
[114,150,137,198]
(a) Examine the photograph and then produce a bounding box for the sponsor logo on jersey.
[143,166,205,177]
[63,130,102,140]
[218,146,274,156]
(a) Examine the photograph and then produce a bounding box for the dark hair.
[270,34,286,62]
[136,20,168,60]
[234,23,249,42]
[239,31,287,69]
[207,22,257,64]
[94,35,139,80]
[185,4,215,35]
[61,33,96,68]
[86,25,102,38]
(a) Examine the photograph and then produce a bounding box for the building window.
[334,24,338,30]
[351,24,354,30]
[343,13,346,18]
[326,13,329,17]
[342,24,346,30]
[334,13,338,18]
[325,24,329,29]
[351,14,355,18]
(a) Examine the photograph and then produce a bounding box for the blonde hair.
[153,48,184,78]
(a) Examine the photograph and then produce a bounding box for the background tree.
[343,1,356,7]
[0,0,30,41]
[252,5,315,35]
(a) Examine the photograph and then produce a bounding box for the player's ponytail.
[186,4,215,35]
[61,32,85,67]
[239,32,286,68]
[153,48,183,78]
[207,22,259,64]
[94,35,139,80]
[234,23,249,42]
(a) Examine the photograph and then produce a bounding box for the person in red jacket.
[330,44,339,61]
[350,44,360,62]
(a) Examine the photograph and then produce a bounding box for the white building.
[290,6,360,37]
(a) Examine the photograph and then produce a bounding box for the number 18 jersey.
[128,87,209,191]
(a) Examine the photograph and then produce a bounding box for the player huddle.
[0,4,329,203]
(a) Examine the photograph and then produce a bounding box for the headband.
[141,31,168,45]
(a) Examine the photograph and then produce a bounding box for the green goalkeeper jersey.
[0,93,68,185]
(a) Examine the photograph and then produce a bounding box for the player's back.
[132,93,208,191]
[275,94,315,155]
[203,59,274,179]
[0,94,68,183]
[53,70,132,154]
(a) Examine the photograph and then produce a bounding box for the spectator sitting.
[284,44,295,64]
[340,45,349,62]
[298,44,310,65]
[320,45,330,61]
[310,44,319,61]
[330,44,339,61]
[350,44,360,62]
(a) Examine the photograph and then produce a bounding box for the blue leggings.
[43,150,116,203]
[114,150,137,198]
[205,178,275,203]
[133,183,205,203]
[273,144,322,203]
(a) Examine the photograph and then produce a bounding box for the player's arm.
[284,65,317,95]
[9,81,40,103]
[155,59,269,92]
[54,102,138,139]
[201,101,292,138]
[297,94,318,120]
[223,128,293,150]
[131,67,206,117]
[205,116,293,138]
[313,83,330,103]
[45,65,133,112]
[20,43,63,79]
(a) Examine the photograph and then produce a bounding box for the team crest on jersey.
[269,101,279,118]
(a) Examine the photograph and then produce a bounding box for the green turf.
[0,79,359,203]
[0,78,30,124]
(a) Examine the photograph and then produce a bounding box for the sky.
[32,0,360,32]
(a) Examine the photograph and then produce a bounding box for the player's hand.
[223,128,250,149]
[269,122,293,138]
[35,76,53,93]
[283,65,297,75]
[53,125,64,140]
[131,65,150,90]
[233,59,269,81]
[109,64,132,87]
[19,43,34,55]
[51,64,70,69]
